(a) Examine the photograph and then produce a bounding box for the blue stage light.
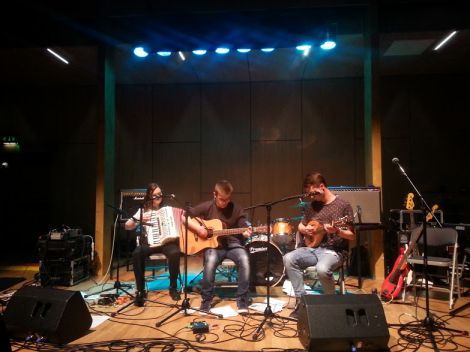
[192,49,207,55]
[215,47,230,54]
[156,51,172,57]
[260,48,275,52]
[320,40,336,50]
[133,47,149,58]
[237,48,251,53]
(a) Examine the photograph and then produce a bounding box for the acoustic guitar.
[303,216,349,248]
[180,218,267,255]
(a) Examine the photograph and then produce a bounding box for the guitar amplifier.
[330,186,382,224]
[120,188,146,221]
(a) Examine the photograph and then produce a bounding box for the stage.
[2,258,470,352]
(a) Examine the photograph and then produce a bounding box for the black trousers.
[132,241,181,292]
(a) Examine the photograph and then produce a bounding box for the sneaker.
[237,297,249,315]
[134,290,146,307]
[169,288,181,301]
[199,300,212,315]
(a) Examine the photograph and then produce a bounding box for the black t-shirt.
[189,200,249,249]
[301,196,354,253]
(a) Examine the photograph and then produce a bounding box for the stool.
[304,257,347,294]
[215,259,238,285]
[145,253,182,288]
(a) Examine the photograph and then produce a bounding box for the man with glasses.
[187,180,252,314]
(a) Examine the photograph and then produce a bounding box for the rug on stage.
[0,277,25,291]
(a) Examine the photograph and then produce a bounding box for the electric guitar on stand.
[381,193,417,301]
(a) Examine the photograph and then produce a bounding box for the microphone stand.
[245,194,302,340]
[84,204,134,299]
[390,158,466,348]
[155,198,222,327]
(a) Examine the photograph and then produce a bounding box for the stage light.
[215,47,230,54]
[320,29,336,50]
[133,46,149,58]
[320,40,336,50]
[237,48,251,53]
[156,51,172,57]
[260,48,275,52]
[296,44,312,56]
[178,51,186,61]
[192,49,207,55]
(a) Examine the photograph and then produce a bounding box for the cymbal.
[289,201,309,209]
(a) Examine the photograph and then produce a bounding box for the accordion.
[144,206,183,247]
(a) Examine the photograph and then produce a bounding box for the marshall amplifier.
[120,188,146,221]
[330,186,382,224]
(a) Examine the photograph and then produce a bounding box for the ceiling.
[1,1,469,84]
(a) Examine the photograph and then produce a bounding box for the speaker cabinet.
[330,187,382,224]
[297,294,389,351]
[4,286,92,344]
[120,188,146,221]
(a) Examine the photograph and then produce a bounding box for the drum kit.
[246,211,304,287]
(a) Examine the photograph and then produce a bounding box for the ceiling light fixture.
[46,48,69,64]
[433,31,457,50]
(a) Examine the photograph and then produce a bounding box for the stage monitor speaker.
[330,186,382,224]
[0,314,12,352]
[4,286,92,344]
[120,188,146,221]
[297,294,389,352]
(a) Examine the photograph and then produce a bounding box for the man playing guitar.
[283,172,355,319]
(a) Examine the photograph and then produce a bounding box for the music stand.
[389,158,467,347]
[155,199,222,327]
[245,194,301,340]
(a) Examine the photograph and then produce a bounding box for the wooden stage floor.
[1,259,470,352]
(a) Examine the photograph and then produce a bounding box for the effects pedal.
[190,321,209,334]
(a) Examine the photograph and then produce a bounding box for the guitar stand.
[389,160,469,348]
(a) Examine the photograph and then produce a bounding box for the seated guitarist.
[186,180,252,315]
[283,172,355,319]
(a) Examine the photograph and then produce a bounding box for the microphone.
[392,157,406,175]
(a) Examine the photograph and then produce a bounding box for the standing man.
[187,180,252,314]
[283,172,355,319]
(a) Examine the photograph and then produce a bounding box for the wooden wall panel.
[201,83,251,193]
[251,141,303,224]
[116,85,153,189]
[252,81,301,141]
[49,143,96,235]
[302,79,358,186]
[153,142,201,206]
[153,84,201,143]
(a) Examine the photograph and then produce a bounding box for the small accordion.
[145,206,183,247]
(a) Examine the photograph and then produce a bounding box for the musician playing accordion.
[125,183,181,306]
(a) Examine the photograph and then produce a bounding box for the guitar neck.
[212,226,265,236]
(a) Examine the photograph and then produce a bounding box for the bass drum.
[246,240,285,287]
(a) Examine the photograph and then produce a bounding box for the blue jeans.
[201,247,250,302]
[283,247,342,296]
